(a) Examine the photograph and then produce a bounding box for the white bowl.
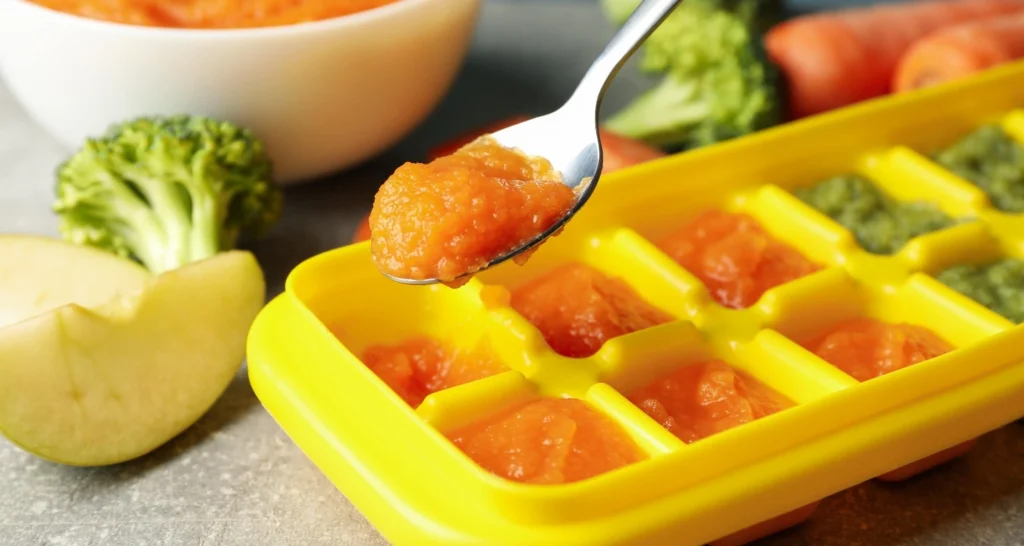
[0,0,481,184]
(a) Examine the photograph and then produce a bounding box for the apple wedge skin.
[0,250,266,467]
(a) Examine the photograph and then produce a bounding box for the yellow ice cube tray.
[247,61,1024,546]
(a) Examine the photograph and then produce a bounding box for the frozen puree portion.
[448,398,645,485]
[803,317,971,482]
[628,360,793,444]
[934,124,1024,213]
[804,318,954,382]
[795,175,955,255]
[28,0,400,28]
[936,258,1024,323]
[360,337,505,408]
[505,263,674,358]
[657,210,820,309]
[370,137,575,283]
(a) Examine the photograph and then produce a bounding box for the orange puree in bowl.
[658,211,820,309]
[361,337,505,408]
[805,318,954,382]
[370,137,575,283]
[509,263,674,358]
[629,360,792,444]
[28,0,400,28]
[448,398,645,485]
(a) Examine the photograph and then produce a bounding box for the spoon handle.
[571,0,684,108]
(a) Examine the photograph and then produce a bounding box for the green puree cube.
[794,175,954,255]
[935,125,1024,213]
[936,259,1024,324]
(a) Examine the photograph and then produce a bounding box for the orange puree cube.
[628,360,792,444]
[658,211,820,309]
[448,398,645,485]
[361,337,505,408]
[370,137,575,282]
[509,263,674,358]
[806,318,973,481]
[805,318,954,382]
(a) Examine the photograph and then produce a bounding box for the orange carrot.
[894,14,1024,91]
[765,0,1024,118]
[598,129,667,173]
[352,213,371,244]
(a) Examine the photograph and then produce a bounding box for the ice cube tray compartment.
[247,62,1024,546]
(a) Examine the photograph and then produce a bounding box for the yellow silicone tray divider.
[587,382,688,455]
[1001,109,1024,144]
[248,60,1024,546]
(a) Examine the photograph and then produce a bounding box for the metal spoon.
[386,0,683,285]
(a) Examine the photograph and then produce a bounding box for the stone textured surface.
[1,1,1022,545]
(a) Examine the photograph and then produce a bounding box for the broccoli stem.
[93,171,175,273]
[188,191,221,263]
[115,165,194,269]
[183,154,225,263]
[604,74,711,149]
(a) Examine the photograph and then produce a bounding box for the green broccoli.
[934,125,1024,213]
[53,115,283,274]
[794,175,955,255]
[600,0,782,28]
[600,0,785,150]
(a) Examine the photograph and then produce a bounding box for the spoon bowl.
[383,0,683,285]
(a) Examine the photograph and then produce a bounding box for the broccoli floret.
[53,115,283,274]
[601,0,782,72]
[601,0,782,29]
[603,0,784,150]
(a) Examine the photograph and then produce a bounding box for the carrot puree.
[361,337,505,408]
[629,360,792,444]
[448,398,645,484]
[806,318,968,482]
[28,0,399,28]
[370,137,575,283]
[658,211,820,309]
[805,318,954,382]
[508,263,674,358]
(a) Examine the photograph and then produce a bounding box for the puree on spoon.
[369,137,576,284]
[27,0,400,28]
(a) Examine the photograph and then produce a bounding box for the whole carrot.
[895,14,1024,91]
[765,0,1024,119]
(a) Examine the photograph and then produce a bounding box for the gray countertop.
[1,1,1023,545]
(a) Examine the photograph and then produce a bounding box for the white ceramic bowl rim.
[10,0,437,39]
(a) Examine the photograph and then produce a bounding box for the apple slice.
[0,248,265,466]
[0,235,151,329]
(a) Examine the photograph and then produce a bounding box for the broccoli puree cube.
[794,175,955,255]
[934,125,1024,213]
[936,259,1024,324]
